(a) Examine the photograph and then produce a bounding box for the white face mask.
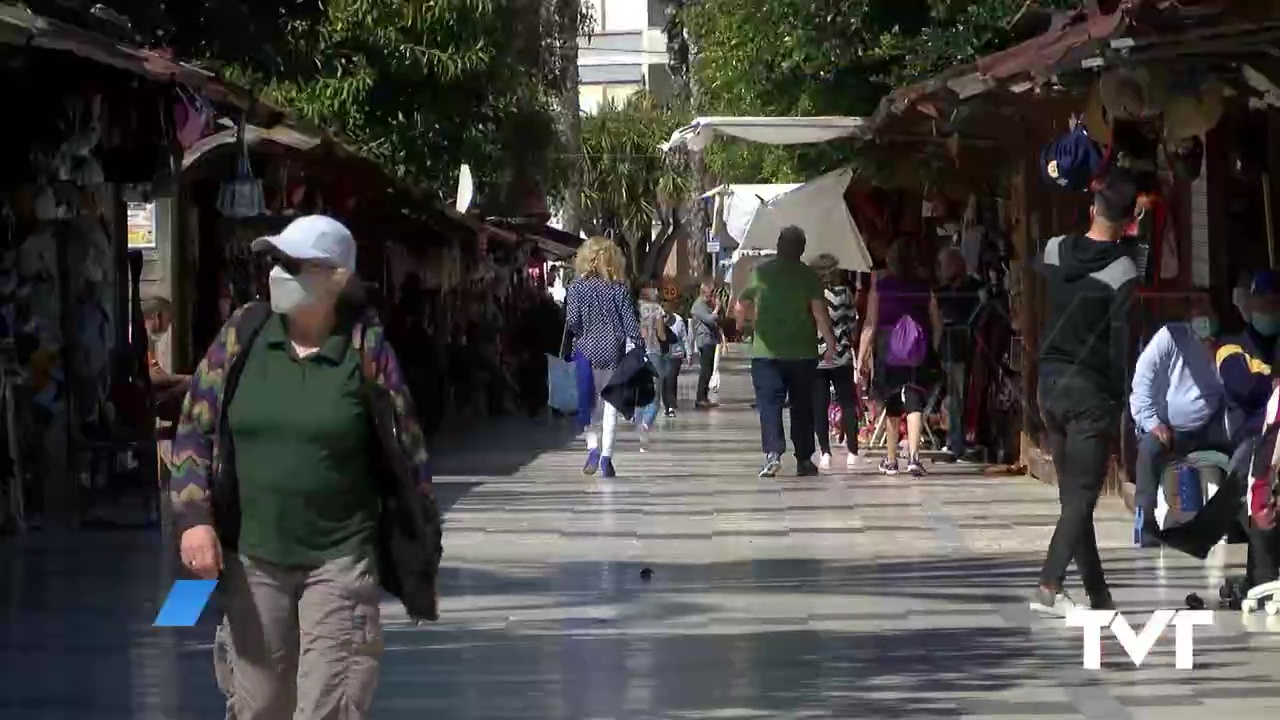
[268,265,323,315]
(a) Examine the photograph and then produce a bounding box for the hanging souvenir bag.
[172,85,212,150]
[217,115,266,218]
[1039,119,1103,192]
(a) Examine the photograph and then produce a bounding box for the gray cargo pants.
[213,553,383,720]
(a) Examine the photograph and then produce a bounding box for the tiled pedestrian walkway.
[4,351,1280,719]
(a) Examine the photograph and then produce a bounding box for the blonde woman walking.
[565,237,643,478]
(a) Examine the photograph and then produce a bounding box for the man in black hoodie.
[1031,172,1139,616]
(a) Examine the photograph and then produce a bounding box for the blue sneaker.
[600,458,617,478]
[583,449,601,476]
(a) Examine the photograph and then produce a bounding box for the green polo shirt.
[229,314,376,567]
[740,257,824,360]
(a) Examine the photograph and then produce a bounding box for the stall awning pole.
[1266,174,1276,268]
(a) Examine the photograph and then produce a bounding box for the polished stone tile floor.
[5,355,1280,719]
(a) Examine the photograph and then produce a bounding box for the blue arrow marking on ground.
[153,579,218,627]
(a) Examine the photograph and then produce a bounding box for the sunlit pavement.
[4,349,1280,719]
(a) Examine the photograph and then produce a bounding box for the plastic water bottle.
[1178,464,1203,513]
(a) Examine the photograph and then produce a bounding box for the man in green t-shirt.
[735,226,838,478]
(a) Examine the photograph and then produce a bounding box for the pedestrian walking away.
[692,280,723,409]
[808,253,860,472]
[636,283,668,449]
[735,226,838,478]
[170,215,442,720]
[1031,171,1140,617]
[565,236,645,478]
[857,239,943,478]
[662,298,689,417]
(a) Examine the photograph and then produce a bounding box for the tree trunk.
[677,3,710,282]
[554,0,583,235]
[686,152,710,281]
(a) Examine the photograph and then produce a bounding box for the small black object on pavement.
[640,567,653,581]
[1185,593,1206,611]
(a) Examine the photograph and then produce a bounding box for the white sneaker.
[846,453,860,470]
[1030,588,1078,618]
[819,453,833,471]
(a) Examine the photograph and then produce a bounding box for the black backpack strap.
[232,301,273,344]
[223,301,273,402]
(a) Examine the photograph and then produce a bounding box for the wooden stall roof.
[0,2,299,128]
[868,0,1280,141]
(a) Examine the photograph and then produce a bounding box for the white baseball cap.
[251,215,356,271]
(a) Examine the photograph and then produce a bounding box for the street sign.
[707,239,721,253]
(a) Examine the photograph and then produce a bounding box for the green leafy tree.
[681,0,1079,185]
[240,0,565,205]
[578,92,691,280]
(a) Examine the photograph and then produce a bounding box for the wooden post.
[1012,156,1049,481]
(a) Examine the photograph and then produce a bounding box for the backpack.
[886,313,927,368]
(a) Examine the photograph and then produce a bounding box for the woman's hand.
[180,524,223,579]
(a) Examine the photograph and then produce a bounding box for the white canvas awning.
[662,116,872,152]
[739,167,873,272]
[703,183,801,243]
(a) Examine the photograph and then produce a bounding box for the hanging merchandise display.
[1040,117,1103,192]
[217,115,266,218]
[1164,80,1224,143]
[1165,136,1205,182]
[1041,133,1102,192]
[1099,67,1166,122]
[171,85,213,150]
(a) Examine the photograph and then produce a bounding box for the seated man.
[142,296,190,429]
[1129,294,1226,547]
[1219,271,1280,471]
[1220,270,1280,588]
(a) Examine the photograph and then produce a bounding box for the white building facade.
[579,0,673,113]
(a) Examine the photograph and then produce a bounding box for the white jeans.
[586,367,618,457]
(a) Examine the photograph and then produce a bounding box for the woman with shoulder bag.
[564,237,644,477]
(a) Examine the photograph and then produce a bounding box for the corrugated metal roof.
[872,9,1130,128]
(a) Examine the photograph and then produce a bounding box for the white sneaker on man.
[819,453,833,471]
[846,452,860,470]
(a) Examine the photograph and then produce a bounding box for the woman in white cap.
[170,215,442,720]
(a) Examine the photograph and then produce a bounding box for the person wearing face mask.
[1218,270,1280,452]
[1128,294,1227,547]
[1031,172,1140,617]
[170,215,442,720]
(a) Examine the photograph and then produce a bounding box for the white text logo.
[1065,609,1214,669]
